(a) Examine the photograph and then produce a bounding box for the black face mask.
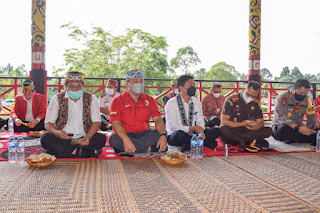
[294,93,306,101]
[187,86,196,96]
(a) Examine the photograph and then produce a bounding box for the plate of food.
[29,130,47,138]
[160,153,187,165]
[25,153,56,167]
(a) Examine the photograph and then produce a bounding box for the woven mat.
[1,152,320,212]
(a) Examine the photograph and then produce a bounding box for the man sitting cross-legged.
[108,69,167,153]
[41,71,106,158]
[11,80,47,132]
[220,81,272,147]
[165,75,220,152]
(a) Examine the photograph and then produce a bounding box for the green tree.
[204,62,241,81]
[260,68,273,81]
[203,62,242,93]
[0,64,27,99]
[60,23,173,97]
[194,68,206,80]
[170,46,201,75]
[279,66,291,79]
[291,67,303,79]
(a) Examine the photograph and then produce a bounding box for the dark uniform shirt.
[221,93,263,123]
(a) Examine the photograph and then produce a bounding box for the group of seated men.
[2,69,318,158]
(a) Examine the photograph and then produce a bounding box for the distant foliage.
[0,64,28,99]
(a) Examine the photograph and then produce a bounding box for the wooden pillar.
[248,0,261,84]
[31,0,46,95]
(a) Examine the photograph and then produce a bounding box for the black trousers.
[100,115,109,131]
[273,123,316,145]
[220,126,272,146]
[41,132,106,157]
[109,129,160,153]
[167,127,221,149]
[14,120,45,132]
[205,116,221,127]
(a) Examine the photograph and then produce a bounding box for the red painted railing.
[1,76,318,120]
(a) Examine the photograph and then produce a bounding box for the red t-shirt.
[109,91,161,134]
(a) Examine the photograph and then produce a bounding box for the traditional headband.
[65,72,84,82]
[125,69,144,81]
[107,79,119,87]
[22,80,35,92]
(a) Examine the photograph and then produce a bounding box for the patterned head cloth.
[125,69,144,81]
[107,79,119,87]
[171,80,178,87]
[22,80,35,92]
[65,71,84,83]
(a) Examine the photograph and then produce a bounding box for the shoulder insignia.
[306,97,315,115]
[100,93,107,98]
[228,100,233,106]
[231,96,239,103]
[281,97,288,106]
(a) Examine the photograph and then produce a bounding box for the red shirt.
[110,91,161,134]
[11,93,47,121]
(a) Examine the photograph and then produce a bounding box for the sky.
[1,0,320,78]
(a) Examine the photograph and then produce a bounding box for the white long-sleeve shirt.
[165,96,205,136]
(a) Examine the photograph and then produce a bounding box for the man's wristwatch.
[160,132,167,138]
[294,126,300,132]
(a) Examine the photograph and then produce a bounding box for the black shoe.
[181,143,191,152]
[255,139,269,150]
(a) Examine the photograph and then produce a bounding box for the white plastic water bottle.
[8,136,17,163]
[316,131,320,153]
[190,134,198,159]
[197,133,204,159]
[8,118,14,136]
[17,136,25,163]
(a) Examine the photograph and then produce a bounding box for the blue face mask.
[68,90,83,100]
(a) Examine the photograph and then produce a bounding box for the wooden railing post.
[235,82,239,94]
[58,79,62,93]
[267,83,273,120]
[199,81,202,102]
[14,78,18,96]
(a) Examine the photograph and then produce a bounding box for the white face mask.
[23,96,32,103]
[213,93,220,98]
[242,92,254,104]
[106,88,115,96]
[129,83,144,95]
[174,89,179,95]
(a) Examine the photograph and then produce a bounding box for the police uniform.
[220,93,272,145]
[272,89,318,145]
[99,92,120,130]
